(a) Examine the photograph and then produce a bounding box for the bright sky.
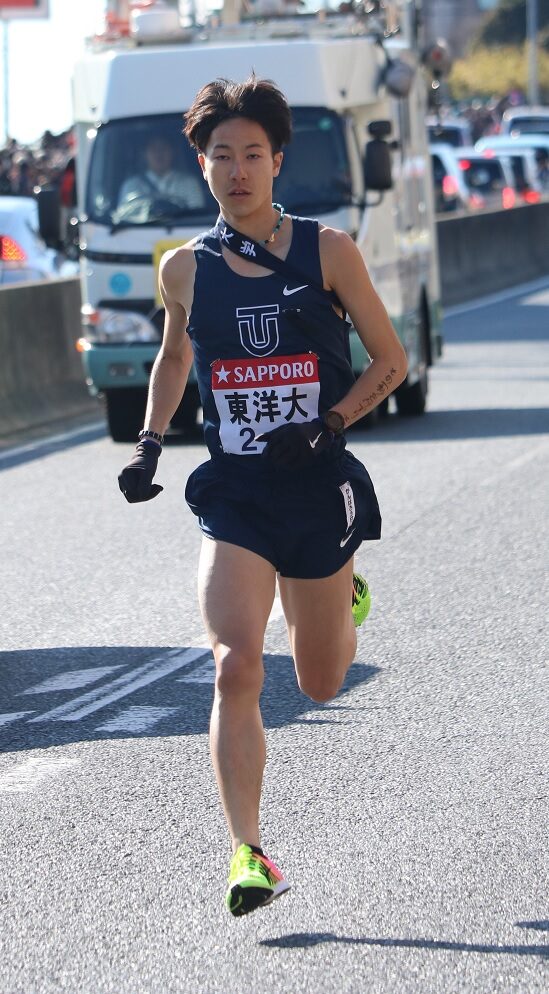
[1,0,107,144]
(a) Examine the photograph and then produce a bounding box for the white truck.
[69,0,442,441]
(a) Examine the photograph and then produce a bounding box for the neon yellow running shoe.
[226,844,290,917]
[352,573,371,627]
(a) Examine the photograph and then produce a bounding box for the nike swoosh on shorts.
[340,528,356,548]
[308,431,323,449]
[282,284,308,296]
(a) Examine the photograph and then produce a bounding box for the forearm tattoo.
[345,368,398,423]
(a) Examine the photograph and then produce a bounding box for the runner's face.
[198,118,283,217]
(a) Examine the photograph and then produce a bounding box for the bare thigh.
[198,539,277,684]
[278,558,356,702]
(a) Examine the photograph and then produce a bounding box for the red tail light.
[459,159,471,170]
[502,186,516,209]
[523,189,541,204]
[0,235,27,262]
[442,175,459,198]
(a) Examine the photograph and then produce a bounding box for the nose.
[229,157,247,181]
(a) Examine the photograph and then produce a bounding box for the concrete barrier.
[1,203,548,436]
[437,201,549,306]
[0,276,95,437]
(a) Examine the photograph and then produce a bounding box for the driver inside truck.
[117,133,203,208]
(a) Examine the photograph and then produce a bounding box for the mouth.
[228,190,251,197]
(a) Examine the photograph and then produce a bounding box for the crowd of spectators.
[0,128,75,200]
[1,90,546,204]
[454,90,527,143]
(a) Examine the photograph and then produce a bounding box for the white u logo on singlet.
[236,304,280,357]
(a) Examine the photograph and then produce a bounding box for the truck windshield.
[428,125,468,148]
[509,116,549,137]
[86,108,353,228]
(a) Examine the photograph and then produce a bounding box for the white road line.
[95,706,180,733]
[506,442,549,470]
[12,599,284,726]
[20,665,124,695]
[178,656,215,684]
[0,756,78,793]
[480,440,549,487]
[0,421,105,463]
[28,647,209,723]
[268,595,284,623]
[444,277,549,318]
[0,711,35,727]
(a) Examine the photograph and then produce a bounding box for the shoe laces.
[232,847,273,884]
[352,574,367,605]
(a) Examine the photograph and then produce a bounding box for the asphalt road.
[1,279,548,993]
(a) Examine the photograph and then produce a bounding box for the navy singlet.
[186,216,355,465]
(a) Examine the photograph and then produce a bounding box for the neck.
[219,201,279,242]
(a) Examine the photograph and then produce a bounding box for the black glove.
[118,440,163,503]
[255,418,335,470]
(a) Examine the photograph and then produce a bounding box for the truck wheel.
[105,388,147,443]
[171,384,201,431]
[395,308,429,417]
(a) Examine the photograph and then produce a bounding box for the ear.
[273,150,283,178]
[197,152,207,179]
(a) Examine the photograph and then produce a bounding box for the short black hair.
[183,75,292,154]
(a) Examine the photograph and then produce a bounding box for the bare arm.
[143,247,195,436]
[320,228,408,426]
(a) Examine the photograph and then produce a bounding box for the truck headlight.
[81,305,160,344]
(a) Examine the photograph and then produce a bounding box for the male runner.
[119,76,408,917]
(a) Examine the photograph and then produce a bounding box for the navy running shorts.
[185,450,381,580]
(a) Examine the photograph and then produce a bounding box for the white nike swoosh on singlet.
[283,284,308,296]
[340,528,356,548]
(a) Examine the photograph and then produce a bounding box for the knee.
[296,668,345,704]
[213,645,263,698]
[294,638,354,703]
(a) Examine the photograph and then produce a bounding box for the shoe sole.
[261,880,291,907]
[228,880,291,917]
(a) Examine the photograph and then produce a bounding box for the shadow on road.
[0,646,378,756]
[2,404,548,472]
[260,931,549,958]
[0,422,107,471]
[347,407,549,443]
[516,921,549,931]
[444,296,549,344]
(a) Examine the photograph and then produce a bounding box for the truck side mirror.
[36,187,62,248]
[364,143,393,193]
[363,120,393,193]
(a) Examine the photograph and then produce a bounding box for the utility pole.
[1,14,8,144]
[526,0,539,105]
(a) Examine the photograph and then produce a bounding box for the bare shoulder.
[319,224,360,260]
[159,239,198,310]
[318,225,366,287]
[160,240,197,287]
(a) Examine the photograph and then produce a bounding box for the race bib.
[211,354,320,456]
